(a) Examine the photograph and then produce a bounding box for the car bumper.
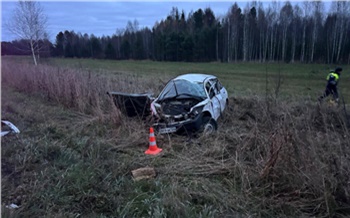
[153,114,203,134]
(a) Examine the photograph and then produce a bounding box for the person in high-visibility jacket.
[318,67,342,103]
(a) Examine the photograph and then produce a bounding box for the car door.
[216,80,228,112]
[107,91,153,118]
[207,80,221,120]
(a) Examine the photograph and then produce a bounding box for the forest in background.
[2,1,350,64]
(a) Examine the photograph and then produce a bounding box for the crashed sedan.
[151,74,228,134]
[108,73,228,134]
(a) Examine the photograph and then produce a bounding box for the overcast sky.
[1,1,248,43]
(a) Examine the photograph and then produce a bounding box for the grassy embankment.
[1,56,350,217]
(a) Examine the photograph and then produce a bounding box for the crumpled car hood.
[151,98,209,121]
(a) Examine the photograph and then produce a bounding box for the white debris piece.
[1,120,20,137]
[6,203,19,209]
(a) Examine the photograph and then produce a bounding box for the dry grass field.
[1,56,350,217]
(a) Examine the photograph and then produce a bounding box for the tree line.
[2,1,350,64]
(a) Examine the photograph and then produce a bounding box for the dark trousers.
[319,85,338,101]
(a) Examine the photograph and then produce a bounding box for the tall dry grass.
[1,60,164,118]
[106,95,350,217]
[169,96,350,216]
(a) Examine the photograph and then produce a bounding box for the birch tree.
[227,3,243,62]
[280,2,293,62]
[332,1,350,63]
[300,1,311,62]
[6,1,48,65]
[257,3,268,62]
[310,1,324,62]
[266,3,278,61]
[290,5,302,63]
[243,6,249,61]
[243,3,257,61]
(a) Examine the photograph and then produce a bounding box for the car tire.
[200,116,217,135]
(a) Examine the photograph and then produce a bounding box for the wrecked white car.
[108,74,228,134]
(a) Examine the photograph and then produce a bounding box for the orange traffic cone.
[145,127,162,155]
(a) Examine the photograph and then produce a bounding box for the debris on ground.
[5,203,19,209]
[131,167,156,181]
[1,120,20,137]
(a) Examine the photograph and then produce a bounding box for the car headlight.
[190,106,204,117]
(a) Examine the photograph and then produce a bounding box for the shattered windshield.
[158,79,207,101]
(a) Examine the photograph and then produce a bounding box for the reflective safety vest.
[326,72,339,85]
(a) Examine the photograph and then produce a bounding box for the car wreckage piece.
[107,92,154,118]
[108,74,228,134]
[1,120,20,137]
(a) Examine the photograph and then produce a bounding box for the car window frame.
[206,78,219,99]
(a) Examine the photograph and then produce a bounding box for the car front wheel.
[201,116,217,135]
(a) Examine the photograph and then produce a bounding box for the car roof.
[173,74,216,83]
